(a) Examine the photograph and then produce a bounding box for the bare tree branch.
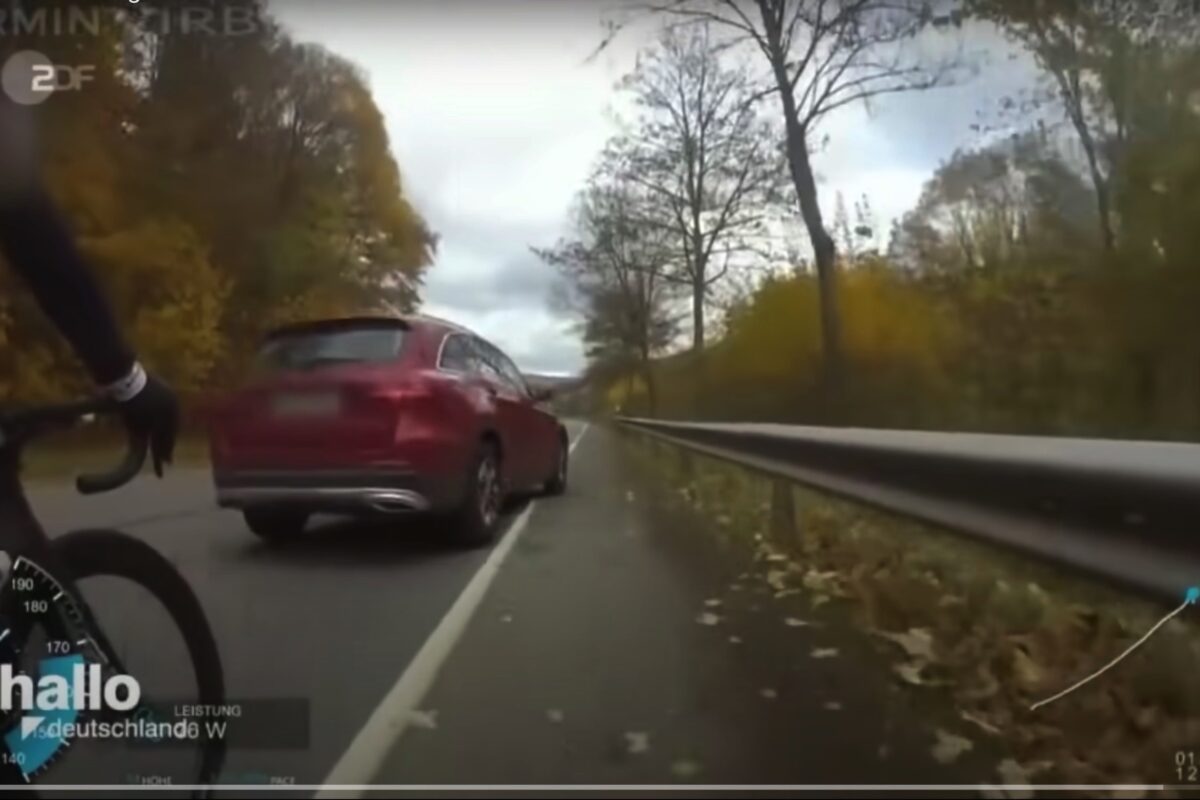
[636,0,760,39]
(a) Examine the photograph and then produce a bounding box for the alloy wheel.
[477,455,501,527]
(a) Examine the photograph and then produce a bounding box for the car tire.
[453,441,503,547]
[543,431,568,496]
[243,508,309,542]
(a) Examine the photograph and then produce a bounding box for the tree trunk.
[783,111,844,396]
[1056,63,1116,252]
[758,3,845,398]
[1076,118,1116,252]
[690,284,707,416]
[641,352,658,417]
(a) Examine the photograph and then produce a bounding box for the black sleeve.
[0,186,135,386]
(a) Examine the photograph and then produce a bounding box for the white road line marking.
[317,423,590,796]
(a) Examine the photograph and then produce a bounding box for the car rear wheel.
[243,508,309,542]
[543,432,568,496]
[453,441,503,546]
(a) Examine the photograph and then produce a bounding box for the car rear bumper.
[214,468,462,514]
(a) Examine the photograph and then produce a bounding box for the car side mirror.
[530,387,554,403]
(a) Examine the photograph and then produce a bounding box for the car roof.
[408,314,472,335]
[264,314,473,340]
[264,315,407,339]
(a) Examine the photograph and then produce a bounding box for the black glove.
[116,372,180,477]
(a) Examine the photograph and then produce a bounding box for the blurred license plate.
[272,391,340,417]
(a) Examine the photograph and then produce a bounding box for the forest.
[547,1,1200,440]
[0,0,434,407]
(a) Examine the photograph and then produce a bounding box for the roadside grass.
[619,430,1200,789]
[21,430,210,482]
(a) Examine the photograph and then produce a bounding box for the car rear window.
[258,324,407,372]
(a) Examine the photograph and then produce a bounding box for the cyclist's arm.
[0,96,136,388]
[0,185,136,387]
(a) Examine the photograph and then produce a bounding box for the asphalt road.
[19,420,1007,792]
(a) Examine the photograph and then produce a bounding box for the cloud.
[813,19,1043,231]
[270,0,637,374]
[421,297,584,375]
[423,249,557,316]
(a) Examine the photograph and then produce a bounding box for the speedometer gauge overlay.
[0,556,105,783]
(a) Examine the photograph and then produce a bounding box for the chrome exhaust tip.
[366,492,422,513]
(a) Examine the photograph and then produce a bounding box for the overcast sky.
[269,1,1039,375]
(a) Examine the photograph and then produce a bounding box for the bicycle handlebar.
[75,431,148,495]
[1,396,150,495]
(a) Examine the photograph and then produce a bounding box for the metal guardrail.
[616,417,1200,603]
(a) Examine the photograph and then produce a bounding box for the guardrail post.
[677,446,695,481]
[769,478,797,543]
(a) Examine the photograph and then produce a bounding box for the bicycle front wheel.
[52,528,227,791]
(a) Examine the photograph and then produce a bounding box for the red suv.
[208,315,569,545]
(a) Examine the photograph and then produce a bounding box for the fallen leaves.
[695,612,721,626]
[407,709,438,731]
[997,758,1053,783]
[624,731,650,754]
[960,710,1001,736]
[803,569,841,593]
[765,569,790,592]
[824,701,843,711]
[893,661,946,687]
[703,598,723,608]
[760,688,778,700]
[988,758,1054,799]
[1010,643,1046,691]
[875,627,952,689]
[875,628,936,661]
[635,443,1195,790]
[670,759,701,779]
[959,663,1001,702]
[546,709,564,723]
[930,729,973,764]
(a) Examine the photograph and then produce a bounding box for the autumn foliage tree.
[0,0,434,403]
[594,0,1200,440]
[618,0,956,394]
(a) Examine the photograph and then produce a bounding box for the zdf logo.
[2,50,94,106]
